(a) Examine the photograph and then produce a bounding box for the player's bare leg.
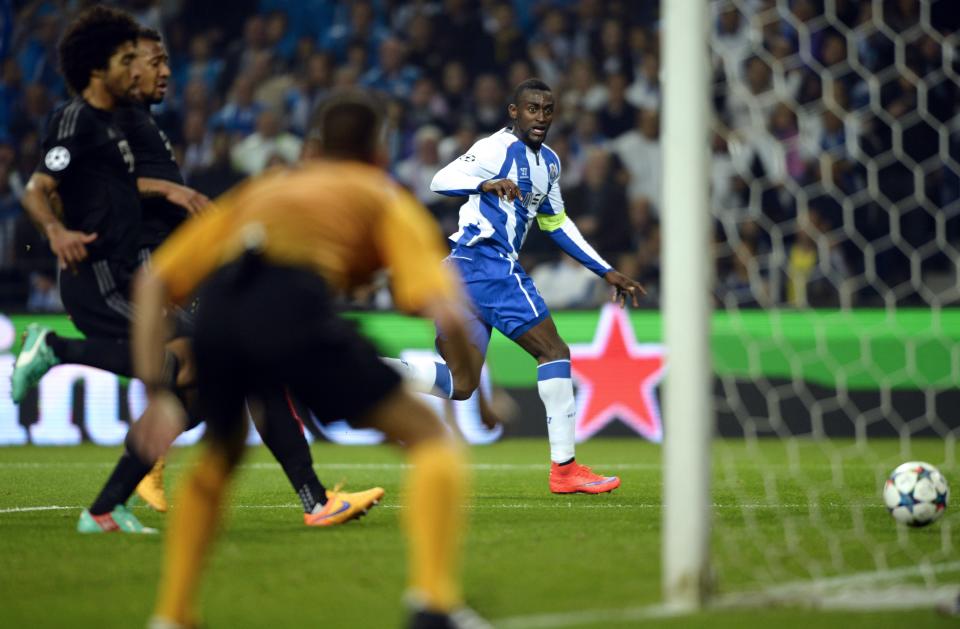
[514,316,620,494]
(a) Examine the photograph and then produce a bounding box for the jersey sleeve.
[375,188,458,313]
[430,138,504,197]
[150,199,238,303]
[535,155,612,277]
[37,105,93,182]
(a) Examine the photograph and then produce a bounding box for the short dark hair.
[512,78,551,105]
[58,5,140,94]
[308,90,384,162]
[138,26,163,43]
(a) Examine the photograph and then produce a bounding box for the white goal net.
[701,0,959,608]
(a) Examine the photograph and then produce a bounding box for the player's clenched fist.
[481,178,521,201]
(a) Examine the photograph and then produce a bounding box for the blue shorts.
[442,245,550,352]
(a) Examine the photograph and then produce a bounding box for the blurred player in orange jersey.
[133,91,489,629]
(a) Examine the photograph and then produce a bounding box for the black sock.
[258,388,326,512]
[89,437,155,515]
[46,333,133,377]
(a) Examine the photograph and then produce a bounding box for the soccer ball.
[882,461,949,527]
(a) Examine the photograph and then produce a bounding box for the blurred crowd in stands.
[0,0,957,311]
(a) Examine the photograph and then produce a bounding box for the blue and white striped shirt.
[430,128,611,276]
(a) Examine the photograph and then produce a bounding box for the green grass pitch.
[0,438,956,628]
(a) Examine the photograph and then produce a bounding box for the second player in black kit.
[114,101,187,256]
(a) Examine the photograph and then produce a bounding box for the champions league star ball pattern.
[883,461,949,527]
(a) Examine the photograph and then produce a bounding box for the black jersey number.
[118,139,135,173]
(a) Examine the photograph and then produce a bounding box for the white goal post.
[661,0,713,610]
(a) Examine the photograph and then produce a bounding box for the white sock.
[381,357,453,398]
[537,360,576,463]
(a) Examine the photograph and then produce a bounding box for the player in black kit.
[14,5,163,533]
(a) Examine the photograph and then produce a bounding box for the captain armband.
[536,210,567,232]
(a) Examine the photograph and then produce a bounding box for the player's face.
[509,90,554,149]
[136,39,171,105]
[104,41,140,103]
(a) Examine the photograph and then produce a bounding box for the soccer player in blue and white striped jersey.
[390,78,644,494]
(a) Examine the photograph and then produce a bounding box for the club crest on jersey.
[548,163,559,181]
[519,167,529,178]
[44,146,71,172]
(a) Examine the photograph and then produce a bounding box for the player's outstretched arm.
[138,177,211,214]
[22,172,97,269]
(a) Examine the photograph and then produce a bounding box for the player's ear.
[507,103,518,122]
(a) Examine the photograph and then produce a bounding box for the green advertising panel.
[3,309,958,389]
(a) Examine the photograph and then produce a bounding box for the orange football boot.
[549,461,620,494]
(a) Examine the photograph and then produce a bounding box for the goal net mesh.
[706,0,959,606]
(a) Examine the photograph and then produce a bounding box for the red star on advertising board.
[570,304,666,443]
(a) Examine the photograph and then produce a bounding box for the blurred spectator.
[611,108,661,211]
[211,76,264,136]
[361,37,420,100]
[439,61,469,113]
[486,3,527,74]
[433,0,491,74]
[220,14,270,93]
[321,0,389,63]
[231,109,302,175]
[395,125,449,227]
[176,34,224,94]
[469,74,506,134]
[726,56,778,136]
[530,253,605,309]
[717,241,769,308]
[405,77,449,133]
[189,130,245,198]
[711,3,750,82]
[15,3,60,92]
[265,9,297,65]
[564,147,632,258]
[181,109,213,179]
[597,73,636,138]
[404,12,445,81]
[286,52,333,135]
[437,114,474,154]
[8,82,51,143]
[594,19,631,79]
[561,59,607,119]
[786,210,849,307]
[626,53,659,112]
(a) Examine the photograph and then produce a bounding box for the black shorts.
[58,255,194,341]
[58,258,137,339]
[192,256,401,443]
